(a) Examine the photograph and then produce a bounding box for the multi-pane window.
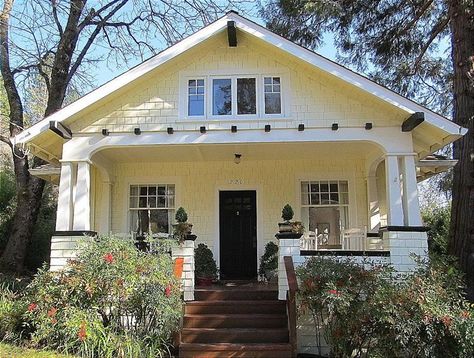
[301,181,349,248]
[212,79,232,115]
[188,79,205,116]
[129,184,175,236]
[186,75,283,117]
[264,77,281,114]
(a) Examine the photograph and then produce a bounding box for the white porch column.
[98,181,113,234]
[56,162,75,231]
[401,155,422,226]
[385,155,404,226]
[366,175,380,231]
[73,161,91,231]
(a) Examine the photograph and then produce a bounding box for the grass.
[0,343,73,358]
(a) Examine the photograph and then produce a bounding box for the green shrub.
[297,257,474,358]
[422,204,450,256]
[194,243,218,279]
[26,236,182,357]
[0,168,16,250]
[0,275,30,343]
[175,207,188,223]
[281,204,294,221]
[258,242,278,281]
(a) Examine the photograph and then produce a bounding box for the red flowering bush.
[26,235,182,357]
[297,256,474,358]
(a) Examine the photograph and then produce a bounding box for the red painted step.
[183,313,287,328]
[194,289,278,301]
[181,327,289,344]
[185,300,286,315]
[179,343,292,358]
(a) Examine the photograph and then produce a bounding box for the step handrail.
[284,256,298,358]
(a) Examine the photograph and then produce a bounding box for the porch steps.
[179,287,292,358]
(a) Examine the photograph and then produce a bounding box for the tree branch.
[0,0,25,137]
[413,16,450,71]
[51,0,64,37]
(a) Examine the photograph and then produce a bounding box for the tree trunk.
[0,154,45,272]
[448,0,474,300]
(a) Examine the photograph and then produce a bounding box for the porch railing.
[300,227,387,251]
[284,256,298,358]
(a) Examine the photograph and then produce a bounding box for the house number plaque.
[229,179,244,185]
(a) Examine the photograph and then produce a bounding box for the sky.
[87,8,338,88]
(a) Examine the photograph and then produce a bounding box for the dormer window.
[188,79,205,116]
[182,73,286,119]
[264,77,281,114]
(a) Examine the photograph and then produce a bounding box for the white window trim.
[186,78,206,119]
[127,183,176,237]
[179,70,289,120]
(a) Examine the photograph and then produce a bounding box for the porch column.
[73,161,91,231]
[98,181,113,234]
[366,175,380,231]
[401,155,422,226]
[56,162,75,231]
[385,155,404,226]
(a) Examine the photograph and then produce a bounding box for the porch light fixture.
[200,126,206,133]
[134,127,141,135]
[298,124,304,131]
[167,127,174,134]
[231,125,237,133]
[365,122,373,130]
[265,124,271,132]
[332,123,339,131]
[101,128,109,136]
[234,153,242,164]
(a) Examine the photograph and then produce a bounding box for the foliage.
[297,257,474,357]
[194,243,218,279]
[25,236,182,357]
[175,207,188,223]
[281,203,294,221]
[261,0,452,114]
[0,167,16,250]
[0,274,30,343]
[422,204,451,256]
[258,241,279,281]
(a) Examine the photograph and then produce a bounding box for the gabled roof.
[14,11,466,148]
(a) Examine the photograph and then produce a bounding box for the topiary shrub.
[25,236,182,357]
[281,204,294,221]
[258,242,278,282]
[175,207,188,223]
[194,243,218,281]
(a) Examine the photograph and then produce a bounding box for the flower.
[27,303,38,312]
[460,310,471,319]
[103,253,114,264]
[441,315,452,327]
[47,307,58,317]
[165,284,172,297]
[328,289,340,296]
[78,322,87,341]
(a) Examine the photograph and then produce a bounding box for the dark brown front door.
[219,190,257,280]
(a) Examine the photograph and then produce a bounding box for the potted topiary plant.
[173,207,194,243]
[258,241,279,283]
[194,243,218,286]
[279,203,295,232]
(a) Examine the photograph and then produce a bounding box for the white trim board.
[14,11,466,146]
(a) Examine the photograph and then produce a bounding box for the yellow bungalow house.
[14,11,466,357]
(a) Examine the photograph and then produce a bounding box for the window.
[129,184,175,236]
[188,79,205,116]
[301,181,349,248]
[184,74,284,118]
[237,78,256,115]
[212,78,232,115]
[264,77,281,114]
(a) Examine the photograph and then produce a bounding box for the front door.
[219,190,257,280]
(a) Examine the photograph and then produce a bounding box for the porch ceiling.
[93,142,381,163]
